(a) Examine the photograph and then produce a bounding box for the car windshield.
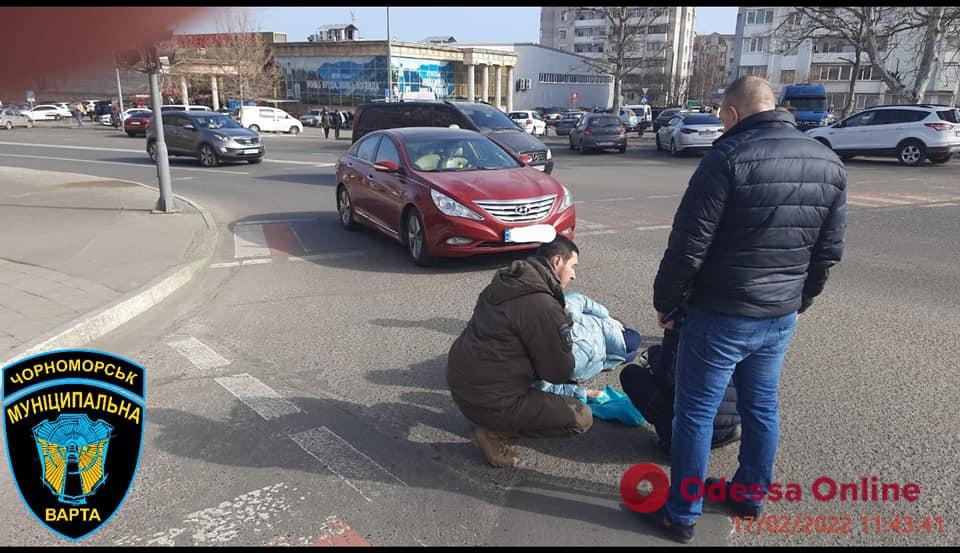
[192,114,242,129]
[591,117,621,128]
[454,103,518,132]
[660,109,681,118]
[683,115,722,125]
[404,136,521,172]
[785,97,828,111]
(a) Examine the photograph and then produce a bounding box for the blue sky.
[176,7,739,42]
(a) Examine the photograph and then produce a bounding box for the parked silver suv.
[146,111,264,167]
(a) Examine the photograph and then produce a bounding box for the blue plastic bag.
[587,385,648,426]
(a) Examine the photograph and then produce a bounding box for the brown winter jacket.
[447,256,576,414]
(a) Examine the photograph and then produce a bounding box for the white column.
[495,65,503,110]
[481,64,490,103]
[211,76,220,111]
[180,76,190,106]
[506,66,514,112]
[467,64,475,102]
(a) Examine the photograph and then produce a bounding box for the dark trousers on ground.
[323,127,330,139]
[451,388,593,438]
[333,126,340,139]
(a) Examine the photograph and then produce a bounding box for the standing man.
[320,109,331,139]
[641,75,847,543]
[74,101,86,127]
[447,236,592,468]
[332,109,341,139]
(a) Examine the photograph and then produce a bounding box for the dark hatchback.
[568,114,627,154]
[351,100,554,174]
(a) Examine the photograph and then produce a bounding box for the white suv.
[806,105,960,166]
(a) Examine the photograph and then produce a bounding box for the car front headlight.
[431,189,483,220]
[558,185,574,213]
[212,133,227,142]
[546,148,552,160]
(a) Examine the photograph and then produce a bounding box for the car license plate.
[597,142,614,146]
[699,131,716,136]
[532,164,545,171]
[244,148,259,154]
[504,224,557,244]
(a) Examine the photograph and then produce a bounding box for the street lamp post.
[386,7,392,101]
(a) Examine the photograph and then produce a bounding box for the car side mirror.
[374,160,401,173]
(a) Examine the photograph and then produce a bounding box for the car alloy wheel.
[289,126,300,135]
[405,209,437,266]
[4,121,11,130]
[897,141,924,167]
[199,144,219,167]
[670,139,679,156]
[337,186,358,230]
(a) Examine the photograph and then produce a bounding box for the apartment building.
[731,7,960,112]
[690,33,735,103]
[539,6,696,105]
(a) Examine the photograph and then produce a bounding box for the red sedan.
[123,112,152,137]
[336,127,576,266]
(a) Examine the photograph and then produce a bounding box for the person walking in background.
[74,101,86,127]
[332,109,341,139]
[320,109,332,139]
[637,75,847,543]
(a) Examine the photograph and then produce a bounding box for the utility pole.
[146,51,176,213]
[115,67,125,114]
[386,7,392,101]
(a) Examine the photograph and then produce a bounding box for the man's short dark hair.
[535,236,579,262]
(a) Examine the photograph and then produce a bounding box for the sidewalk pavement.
[0,165,217,368]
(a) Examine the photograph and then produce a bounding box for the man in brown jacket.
[447,236,593,468]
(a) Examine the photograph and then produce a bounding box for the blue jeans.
[665,307,797,525]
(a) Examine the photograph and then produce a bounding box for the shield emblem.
[2,349,145,541]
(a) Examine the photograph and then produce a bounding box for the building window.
[744,37,765,53]
[746,9,774,25]
[858,65,882,80]
[648,24,668,34]
[826,93,848,110]
[739,65,768,78]
[537,72,612,85]
[561,10,568,22]
[780,70,796,84]
[813,40,851,54]
[812,64,853,81]
[855,93,881,109]
[629,8,645,18]
[559,29,566,39]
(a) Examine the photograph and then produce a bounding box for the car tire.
[618,145,627,154]
[404,208,438,267]
[579,141,589,155]
[929,153,951,164]
[337,185,358,231]
[288,126,300,135]
[4,121,11,130]
[655,134,662,151]
[26,120,33,129]
[247,157,263,164]
[897,140,925,167]
[126,131,135,137]
[249,124,261,133]
[147,141,158,163]
[569,137,575,150]
[198,144,220,167]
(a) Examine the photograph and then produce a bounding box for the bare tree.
[687,38,729,105]
[568,7,670,111]
[208,10,283,104]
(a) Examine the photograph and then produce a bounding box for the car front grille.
[474,194,557,223]
[234,137,260,145]
[525,150,548,163]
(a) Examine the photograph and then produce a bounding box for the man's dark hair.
[535,236,579,262]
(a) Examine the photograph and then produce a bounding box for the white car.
[508,110,547,136]
[239,106,303,134]
[100,108,153,126]
[655,112,724,155]
[806,105,960,166]
[26,104,73,121]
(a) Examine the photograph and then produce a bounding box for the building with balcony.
[539,6,696,105]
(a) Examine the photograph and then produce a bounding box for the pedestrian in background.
[639,75,847,543]
[74,101,86,127]
[332,109,341,139]
[320,109,332,139]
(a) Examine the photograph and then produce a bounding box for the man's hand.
[656,311,676,331]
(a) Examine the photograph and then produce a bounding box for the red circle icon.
[620,463,670,513]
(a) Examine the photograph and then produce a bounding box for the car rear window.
[591,117,621,127]
[683,114,722,125]
[937,109,959,123]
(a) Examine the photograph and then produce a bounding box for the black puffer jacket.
[654,109,847,318]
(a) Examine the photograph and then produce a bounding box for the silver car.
[655,113,724,155]
[299,109,324,127]
[1,108,33,129]
[146,111,264,167]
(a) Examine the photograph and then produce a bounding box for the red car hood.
[423,167,563,203]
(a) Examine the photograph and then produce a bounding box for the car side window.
[259,108,273,118]
[844,111,877,127]
[533,112,544,121]
[432,107,470,128]
[355,135,382,162]
[374,137,401,166]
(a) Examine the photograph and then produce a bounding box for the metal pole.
[148,70,177,213]
[116,67,125,113]
[386,7,392,101]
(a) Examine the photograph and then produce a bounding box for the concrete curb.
[0,176,218,369]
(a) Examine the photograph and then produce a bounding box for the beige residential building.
[690,33,734,103]
[539,7,696,105]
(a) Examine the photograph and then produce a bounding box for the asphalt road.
[1,121,958,546]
